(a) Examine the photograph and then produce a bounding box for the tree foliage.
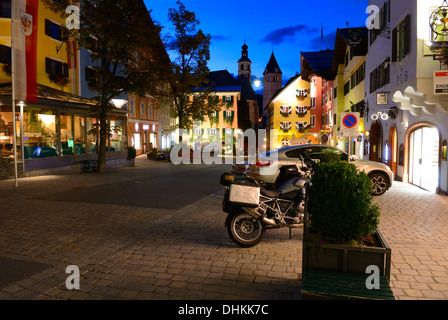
[42,0,169,172]
[163,0,220,130]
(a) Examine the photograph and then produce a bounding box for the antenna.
[321,23,323,50]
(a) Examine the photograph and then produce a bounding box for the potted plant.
[127,146,136,166]
[302,157,392,279]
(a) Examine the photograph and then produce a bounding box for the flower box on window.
[296,106,308,117]
[296,89,308,100]
[280,122,292,131]
[280,106,292,116]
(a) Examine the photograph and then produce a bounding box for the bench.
[81,160,98,172]
[301,268,395,300]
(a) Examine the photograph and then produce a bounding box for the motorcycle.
[220,159,315,248]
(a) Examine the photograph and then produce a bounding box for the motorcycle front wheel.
[227,212,266,248]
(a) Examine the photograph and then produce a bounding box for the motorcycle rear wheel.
[227,212,266,248]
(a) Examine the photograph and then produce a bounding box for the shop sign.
[434,71,448,94]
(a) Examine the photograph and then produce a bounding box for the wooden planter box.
[302,228,392,280]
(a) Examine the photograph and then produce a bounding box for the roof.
[301,50,334,80]
[331,27,368,77]
[263,52,282,75]
[265,73,301,109]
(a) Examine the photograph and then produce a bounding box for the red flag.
[13,0,38,103]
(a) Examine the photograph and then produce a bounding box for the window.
[344,81,350,96]
[46,58,68,78]
[45,20,63,41]
[310,97,316,109]
[351,62,365,90]
[0,44,11,64]
[369,58,390,93]
[280,106,292,115]
[393,15,410,62]
[129,100,135,117]
[280,122,292,131]
[310,115,316,127]
[370,1,390,46]
[334,87,338,99]
[296,122,308,131]
[74,116,85,155]
[285,146,348,162]
[0,0,11,18]
[296,106,307,115]
[85,67,97,87]
[148,104,153,118]
[140,102,146,118]
[23,110,58,159]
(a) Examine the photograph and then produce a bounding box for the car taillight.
[256,160,272,167]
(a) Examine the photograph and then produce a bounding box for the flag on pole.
[13,0,38,103]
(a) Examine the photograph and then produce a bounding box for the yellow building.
[331,28,368,158]
[0,1,127,175]
[265,74,311,149]
[0,1,76,92]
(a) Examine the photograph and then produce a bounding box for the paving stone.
[0,156,447,301]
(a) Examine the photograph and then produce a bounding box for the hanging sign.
[434,71,448,94]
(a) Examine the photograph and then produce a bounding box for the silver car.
[236,145,394,196]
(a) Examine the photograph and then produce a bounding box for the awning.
[0,83,127,115]
[392,86,440,117]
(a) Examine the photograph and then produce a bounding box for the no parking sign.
[340,112,360,137]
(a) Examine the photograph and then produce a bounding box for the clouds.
[212,35,232,42]
[261,24,318,45]
[308,30,338,51]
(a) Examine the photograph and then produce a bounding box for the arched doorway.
[388,126,398,176]
[408,125,440,193]
[369,120,382,162]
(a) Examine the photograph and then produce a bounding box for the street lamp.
[111,99,128,109]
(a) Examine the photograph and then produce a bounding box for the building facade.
[301,50,335,145]
[265,74,311,149]
[331,27,368,159]
[0,0,128,176]
[366,0,448,194]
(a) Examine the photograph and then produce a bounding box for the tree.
[43,0,168,173]
[164,0,220,131]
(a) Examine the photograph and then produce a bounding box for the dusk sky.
[145,0,369,88]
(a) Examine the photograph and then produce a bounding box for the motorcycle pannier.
[229,184,260,207]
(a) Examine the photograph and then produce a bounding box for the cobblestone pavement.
[0,156,447,301]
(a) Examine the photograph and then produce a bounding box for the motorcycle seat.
[260,189,282,198]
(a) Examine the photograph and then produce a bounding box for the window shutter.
[404,14,411,56]
[62,63,69,78]
[45,19,51,37]
[45,58,52,74]
[392,27,398,62]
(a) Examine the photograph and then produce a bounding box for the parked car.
[233,144,394,196]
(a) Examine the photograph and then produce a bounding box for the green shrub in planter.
[127,146,137,160]
[308,160,380,244]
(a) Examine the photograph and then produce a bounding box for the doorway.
[369,121,382,162]
[409,126,439,193]
[388,126,398,176]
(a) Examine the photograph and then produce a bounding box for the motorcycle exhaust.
[242,207,280,227]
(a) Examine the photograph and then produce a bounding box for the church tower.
[238,41,252,79]
[263,52,283,111]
